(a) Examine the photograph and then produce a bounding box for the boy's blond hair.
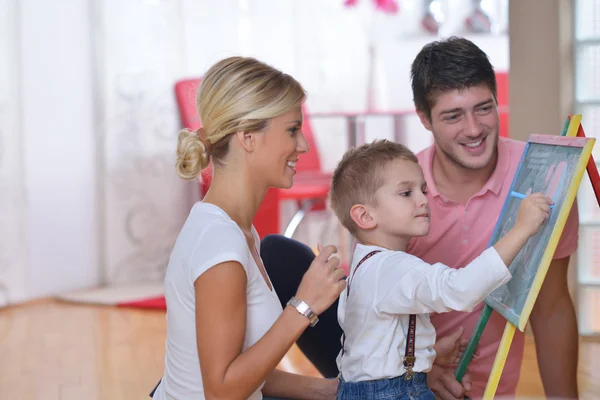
[329,139,419,235]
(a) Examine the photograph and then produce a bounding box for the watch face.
[288,297,318,326]
[297,302,309,314]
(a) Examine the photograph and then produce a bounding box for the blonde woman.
[150,57,346,400]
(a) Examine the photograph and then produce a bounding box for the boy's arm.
[375,193,550,315]
[374,248,511,315]
[491,224,534,267]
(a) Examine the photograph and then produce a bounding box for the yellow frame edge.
[566,114,582,137]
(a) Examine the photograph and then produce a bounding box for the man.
[405,36,579,399]
[261,37,579,400]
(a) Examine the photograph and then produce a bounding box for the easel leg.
[483,322,517,399]
[564,115,600,206]
[576,125,600,207]
[455,304,493,381]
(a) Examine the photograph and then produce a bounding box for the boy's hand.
[514,192,552,238]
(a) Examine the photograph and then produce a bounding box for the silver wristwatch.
[287,297,319,327]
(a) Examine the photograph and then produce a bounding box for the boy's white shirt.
[336,243,512,383]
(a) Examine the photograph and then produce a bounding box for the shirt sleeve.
[375,248,512,315]
[188,221,250,282]
[553,199,579,260]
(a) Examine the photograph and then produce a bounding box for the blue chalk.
[510,191,554,208]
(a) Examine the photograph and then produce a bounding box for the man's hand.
[430,327,473,399]
[428,365,472,400]
[433,327,468,366]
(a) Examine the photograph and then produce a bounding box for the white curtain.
[95,0,196,284]
[0,0,28,306]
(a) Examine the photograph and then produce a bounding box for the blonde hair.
[176,57,306,180]
[329,139,419,235]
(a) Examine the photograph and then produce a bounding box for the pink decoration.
[422,13,440,34]
[344,0,399,14]
[465,8,492,33]
[374,0,399,13]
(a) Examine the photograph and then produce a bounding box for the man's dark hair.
[411,36,497,119]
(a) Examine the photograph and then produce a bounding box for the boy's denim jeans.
[337,372,435,400]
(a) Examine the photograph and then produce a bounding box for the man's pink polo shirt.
[407,137,579,398]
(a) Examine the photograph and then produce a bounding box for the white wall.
[0,0,27,306]
[98,0,508,285]
[0,0,509,304]
[180,0,509,172]
[20,0,99,298]
[96,0,196,284]
[0,0,99,304]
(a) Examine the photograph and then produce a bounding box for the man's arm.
[529,256,579,399]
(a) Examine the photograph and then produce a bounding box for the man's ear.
[349,204,377,231]
[236,130,256,152]
[417,109,433,132]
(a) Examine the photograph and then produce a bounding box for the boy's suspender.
[345,250,380,296]
[403,314,417,380]
[340,250,417,381]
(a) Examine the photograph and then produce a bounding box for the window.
[574,0,600,336]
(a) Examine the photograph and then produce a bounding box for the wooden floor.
[0,300,598,400]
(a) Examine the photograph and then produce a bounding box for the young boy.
[330,139,552,399]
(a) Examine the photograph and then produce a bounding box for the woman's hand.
[295,244,346,315]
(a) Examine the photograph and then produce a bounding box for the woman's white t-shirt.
[152,202,283,400]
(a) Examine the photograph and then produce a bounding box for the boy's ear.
[417,110,433,132]
[350,204,377,231]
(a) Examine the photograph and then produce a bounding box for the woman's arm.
[196,245,345,400]
[262,369,337,400]
[195,261,308,400]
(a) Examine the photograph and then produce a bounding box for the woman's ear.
[349,204,377,231]
[236,130,256,152]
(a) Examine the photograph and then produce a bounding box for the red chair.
[496,71,509,138]
[174,78,332,239]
